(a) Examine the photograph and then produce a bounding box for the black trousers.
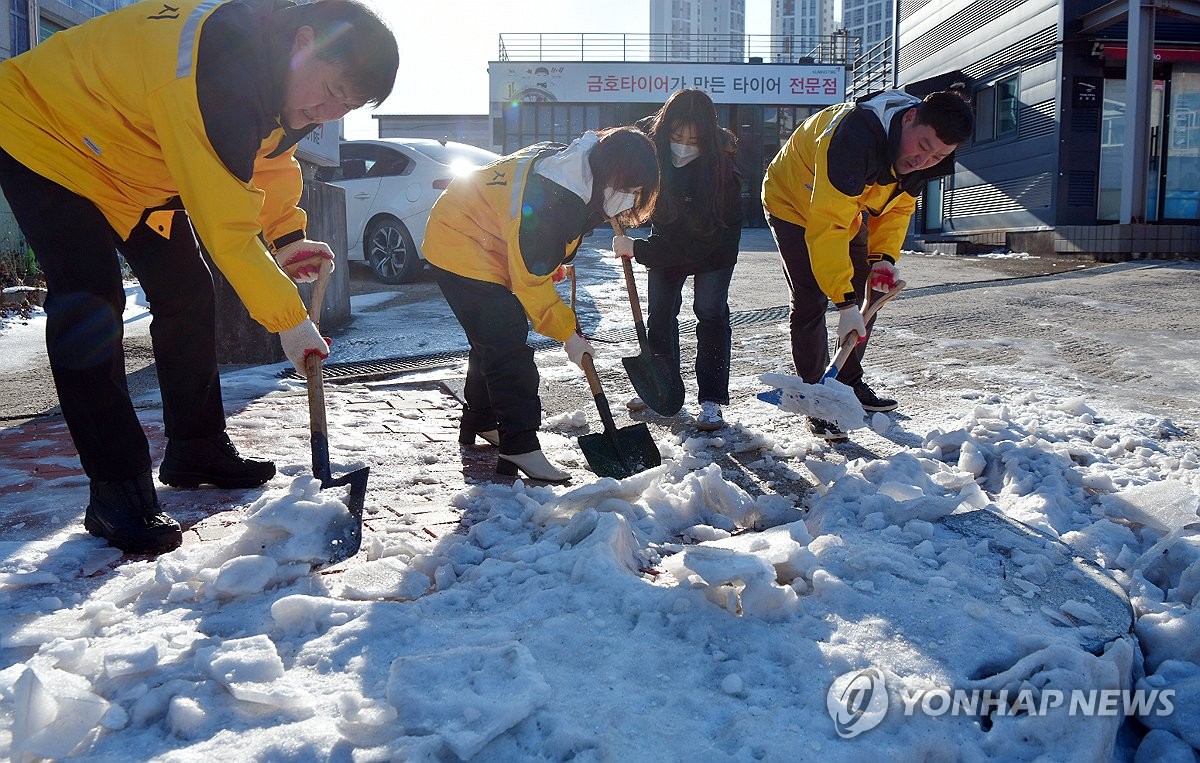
[645,265,734,405]
[0,147,225,481]
[767,214,876,386]
[431,264,543,455]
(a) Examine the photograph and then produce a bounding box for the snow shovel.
[577,352,661,478]
[612,222,685,416]
[304,260,369,567]
[758,279,907,408]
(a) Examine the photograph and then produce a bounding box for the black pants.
[768,214,875,386]
[431,265,542,455]
[0,147,225,481]
[646,265,734,405]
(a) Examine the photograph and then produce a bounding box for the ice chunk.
[103,636,164,678]
[385,642,550,760]
[668,545,800,620]
[1100,481,1199,533]
[10,667,109,760]
[878,481,923,502]
[227,680,314,716]
[0,570,60,588]
[340,557,431,601]
[212,555,278,598]
[197,634,285,685]
[166,696,206,739]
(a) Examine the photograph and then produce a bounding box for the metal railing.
[847,37,893,99]
[498,32,860,66]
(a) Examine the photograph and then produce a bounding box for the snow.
[1,237,1199,761]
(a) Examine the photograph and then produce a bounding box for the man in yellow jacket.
[762,88,973,441]
[0,0,397,553]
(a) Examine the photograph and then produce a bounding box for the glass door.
[1163,66,1200,221]
[1098,78,1165,221]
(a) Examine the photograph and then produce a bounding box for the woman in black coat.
[614,89,744,430]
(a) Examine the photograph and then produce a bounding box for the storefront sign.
[489,61,846,106]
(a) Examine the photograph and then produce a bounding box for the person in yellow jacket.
[762,87,973,441]
[0,0,397,554]
[424,128,659,483]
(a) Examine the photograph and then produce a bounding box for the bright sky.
[346,0,772,138]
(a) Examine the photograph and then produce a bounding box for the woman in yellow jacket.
[0,0,397,554]
[424,128,659,483]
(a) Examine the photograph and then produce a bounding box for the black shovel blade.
[316,465,369,568]
[623,353,685,416]
[579,422,661,479]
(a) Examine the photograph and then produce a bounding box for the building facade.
[650,0,746,62]
[490,32,851,226]
[842,0,892,57]
[897,0,1200,256]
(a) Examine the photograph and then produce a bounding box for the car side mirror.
[341,158,367,180]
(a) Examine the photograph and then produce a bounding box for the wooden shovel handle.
[580,352,604,397]
[828,279,907,376]
[610,220,648,332]
[305,259,335,442]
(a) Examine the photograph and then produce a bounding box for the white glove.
[564,333,595,368]
[869,259,899,292]
[280,319,330,372]
[836,305,867,347]
[612,235,635,260]
[273,239,335,283]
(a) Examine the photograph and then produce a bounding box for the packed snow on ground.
[1,243,1199,762]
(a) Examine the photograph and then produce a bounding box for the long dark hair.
[587,127,660,228]
[645,89,739,235]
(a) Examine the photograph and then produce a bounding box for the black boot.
[84,471,182,554]
[852,380,898,412]
[158,432,275,489]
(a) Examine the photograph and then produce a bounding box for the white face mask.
[602,188,638,218]
[669,142,701,167]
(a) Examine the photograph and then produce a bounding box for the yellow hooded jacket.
[0,0,309,333]
[423,143,590,343]
[762,90,954,306]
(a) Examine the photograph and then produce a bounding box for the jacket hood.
[857,89,922,139]
[533,131,599,205]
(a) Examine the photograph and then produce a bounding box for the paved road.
[0,226,1106,427]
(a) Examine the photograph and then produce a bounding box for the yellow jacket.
[423,144,591,342]
[763,90,953,305]
[0,0,309,332]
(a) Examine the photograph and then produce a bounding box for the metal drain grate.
[285,304,794,383]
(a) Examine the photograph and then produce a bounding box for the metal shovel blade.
[623,353,685,416]
[317,464,370,568]
[579,422,661,479]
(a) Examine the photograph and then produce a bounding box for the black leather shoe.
[159,433,275,489]
[853,381,898,412]
[84,471,182,554]
[809,417,849,442]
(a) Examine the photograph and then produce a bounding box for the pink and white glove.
[273,239,335,283]
[612,235,635,260]
[868,259,899,292]
[279,319,331,372]
[837,305,868,346]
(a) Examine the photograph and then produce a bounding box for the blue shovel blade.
[757,388,785,406]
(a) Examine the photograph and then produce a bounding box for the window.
[974,75,1019,142]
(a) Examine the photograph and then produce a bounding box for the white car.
[317,138,501,283]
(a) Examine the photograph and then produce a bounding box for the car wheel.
[364,216,420,284]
